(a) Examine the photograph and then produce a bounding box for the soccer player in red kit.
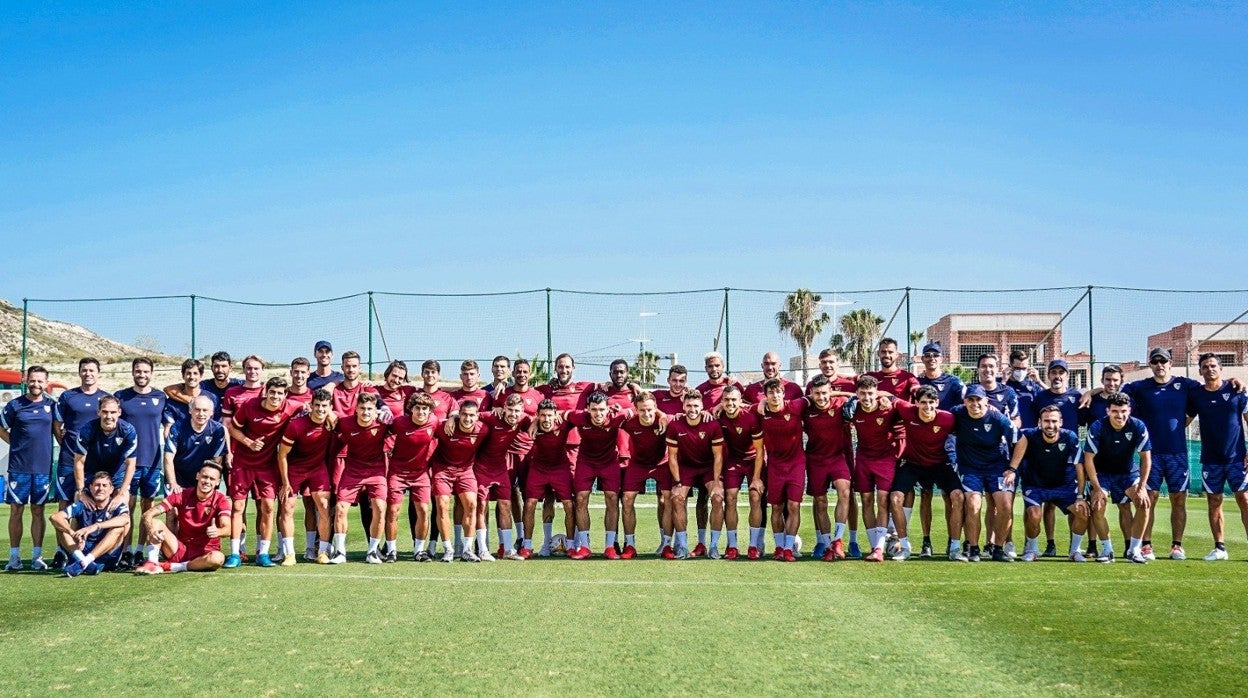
[696,352,744,412]
[744,352,804,404]
[134,462,232,574]
[221,355,265,421]
[431,401,487,562]
[758,378,806,561]
[867,338,920,550]
[521,400,577,557]
[281,357,316,560]
[665,390,724,560]
[806,348,858,394]
[656,365,717,555]
[496,358,541,548]
[452,359,492,411]
[847,375,904,562]
[567,392,633,559]
[285,357,315,410]
[474,394,531,560]
[387,393,438,562]
[224,377,301,569]
[331,392,390,564]
[889,385,962,560]
[372,360,417,418]
[415,360,459,420]
[803,376,855,561]
[621,391,671,559]
[536,354,592,554]
[716,384,764,559]
[276,388,335,565]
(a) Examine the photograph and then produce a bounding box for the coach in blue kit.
[72,396,138,505]
[1185,353,1248,562]
[48,471,131,576]
[1006,404,1088,562]
[164,395,227,492]
[1083,391,1151,564]
[56,358,109,505]
[1,365,63,571]
[952,384,1018,563]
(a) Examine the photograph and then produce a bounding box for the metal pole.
[904,287,912,371]
[545,288,553,369]
[20,298,28,376]
[1087,285,1094,388]
[367,292,375,380]
[190,295,197,358]
[724,288,731,374]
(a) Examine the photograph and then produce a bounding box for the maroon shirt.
[744,379,803,406]
[621,415,667,469]
[895,401,955,467]
[389,415,438,475]
[803,398,854,465]
[653,389,688,417]
[530,422,574,473]
[496,385,543,417]
[231,397,302,470]
[695,378,744,411]
[221,384,262,419]
[567,410,632,467]
[284,387,315,411]
[415,388,458,421]
[866,369,920,400]
[665,417,724,471]
[806,375,858,394]
[159,489,230,552]
[431,421,488,470]
[451,386,492,412]
[476,413,531,475]
[759,398,807,468]
[718,409,763,466]
[334,418,389,477]
[280,414,334,471]
[371,384,415,418]
[851,401,904,461]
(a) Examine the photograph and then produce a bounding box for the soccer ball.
[793,535,802,556]
[551,534,567,554]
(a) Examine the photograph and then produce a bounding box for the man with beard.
[1,366,62,571]
[115,357,168,569]
[52,357,107,568]
[716,384,764,559]
[307,340,345,391]
[1031,359,1083,557]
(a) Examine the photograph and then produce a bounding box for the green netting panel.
[194,294,369,372]
[1092,287,1248,378]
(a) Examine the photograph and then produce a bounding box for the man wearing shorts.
[134,462,231,574]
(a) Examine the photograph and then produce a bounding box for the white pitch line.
[230,571,1247,588]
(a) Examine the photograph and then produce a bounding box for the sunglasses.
[1149,358,1169,365]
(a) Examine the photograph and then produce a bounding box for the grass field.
[4,496,1248,696]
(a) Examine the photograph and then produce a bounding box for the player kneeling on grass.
[134,462,231,574]
[1083,392,1152,564]
[49,472,130,576]
[1005,405,1091,562]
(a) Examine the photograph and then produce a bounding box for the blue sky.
[2,3,1247,374]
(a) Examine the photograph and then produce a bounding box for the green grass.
[3,496,1248,696]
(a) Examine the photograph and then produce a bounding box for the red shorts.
[169,537,215,563]
[229,467,278,501]
[524,467,573,501]
[332,456,346,490]
[512,459,529,490]
[676,465,713,489]
[337,472,387,504]
[766,467,805,505]
[475,468,512,503]
[574,461,623,493]
[806,453,852,496]
[723,459,754,490]
[853,456,896,494]
[622,463,671,493]
[387,470,431,506]
[288,464,331,496]
[432,466,478,498]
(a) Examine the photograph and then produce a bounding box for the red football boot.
[621,545,637,559]
[518,547,533,559]
[603,547,621,560]
[661,545,676,560]
[724,546,739,560]
[747,546,761,560]
[865,547,885,562]
[690,543,707,558]
[830,539,846,560]
[772,547,784,561]
[782,548,796,562]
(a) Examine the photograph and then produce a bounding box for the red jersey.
[160,489,230,551]
[496,385,543,417]
[334,418,389,476]
[695,378,744,411]
[371,384,415,418]
[744,379,803,405]
[866,369,919,400]
[568,410,631,466]
[895,401,955,467]
[284,387,315,411]
[665,417,724,470]
[476,413,532,473]
[806,375,858,394]
[451,386,491,411]
[803,398,854,462]
[600,385,636,411]
[280,414,334,471]
[530,422,574,473]
[331,382,368,420]
[621,415,667,468]
[221,384,262,418]
[851,402,904,460]
[231,397,302,470]
[416,388,458,421]
[432,421,487,469]
[759,399,807,465]
[653,389,688,417]
[389,415,438,475]
[538,381,593,411]
[718,409,763,465]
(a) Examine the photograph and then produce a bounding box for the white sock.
[522,537,533,549]
[305,531,317,550]
[367,537,379,552]
[625,534,636,547]
[1099,539,1112,554]
[333,533,347,552]
[32,546,43,559]
[501,529,515,551]
[476,528,488,551]
[170,562,188,573]
[72,550,87,563]
[900,536,911,552]
[726,530,737,548]
[319,541,332,554]
[903,507,913,526]
[949,539,962,553]
[1025,536,1039,554]
[783,533,795,550]
[698,528,707,546]
[8,547,19,560]
[749,527,762,548]
[605,531,617,548]
[833,522,846,541]
[146,547,159,563]
[413,538,426,553]
[82,552,96,566]
[229,538,241,555]
[710,530,721,550]
[257,539,271,556]
[577,530,590,549]
[1128,537,1142,554]
[661,534,672,547]
[1070,533,1084,554]
[281,537,295,556]
[675,531,688,548]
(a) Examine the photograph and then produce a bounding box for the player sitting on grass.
[134,462,231,574]
[49,471,130,577]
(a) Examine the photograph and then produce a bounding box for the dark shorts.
[1201,462,1248,495]
[574,462,622,493]
[3,472,51,506]
[960,467,1013,495]
[891,461,961,494]
[1148,452,1190,494]
[130,466,164,498]
[806,453,852,496]
[622,463,671,493]
[1099,471,1141,504]
[766,467,804,505]
[388,470,432,506]
[1022,484,1079,514]
[676,465,712,490]
[476,468,512,503]
[525,468,573,501]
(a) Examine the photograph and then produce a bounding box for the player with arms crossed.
[1007,405,1090,562]
[276,389,335,564]
[134,462,231,574]
[49,472,130,576]
[1,365,62,571]
[803,376,855,560]
[1083,392,1152,564]
[621,391,672,559]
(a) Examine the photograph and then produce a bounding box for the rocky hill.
[0,298,179,364]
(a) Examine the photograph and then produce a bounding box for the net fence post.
[724,287,731,374]
[190,294,197,358]
[904,287,912,370]
[367,291,375,380]
[1087,285,1095,380]
[545,288,553,368]
[20,298,28,376]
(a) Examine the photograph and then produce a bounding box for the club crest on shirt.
[699,433,706,439]
[1223,394,1230,401]
[1174,383,1182,390]
[206,437,214,444]
[1126,432,1133,440]
[469,437,477,444]
[115,437,123,445]
[369,427,379,436]
[1058,443,1066,451]
[932,425,941,433]
[985,423,993,432]
[783,414,791,421]
[44,405,51,413]
[735,427,743,434]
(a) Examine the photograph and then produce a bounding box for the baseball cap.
[314,340,333,352]
[964,384,987,400]
[1148,347,1172,362]
[921,342,942,356]
[1047,359,1069,372]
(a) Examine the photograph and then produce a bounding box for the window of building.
[960,344,997,367]
[1215,353,1236,367]
[1069,369,1089,390]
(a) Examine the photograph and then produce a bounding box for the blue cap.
[964,384,987,400]
[1048,358,1069,372]
[921,342,942,356]
[314,340,333,352]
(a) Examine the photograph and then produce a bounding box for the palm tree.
[775,289,831,384]
[630,350,661,384]
[837,308,885,373]
[516,353,551,384]
[909,330,926,371]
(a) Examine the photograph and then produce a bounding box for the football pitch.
[4,497,1248,697]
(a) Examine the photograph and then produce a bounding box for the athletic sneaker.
[365,550,383,564]
[1126,549,1148,564]
[830,539,846,560]
[674,546,691,560]
[772,547,785,561]
[890,547,910,562]
[134,561,163,575]
[1170,545,1186,560]
[991,548,1013,563]
[621,544,637,559]
[223,554,242,569]
[661,545,676,560]
[708,547,721,560]
[51,551,66,570]
[83,562,105,575]
[568,546,591,560]
[1204,548,1229,561]
[746,546,761,560]
[304,546,317,562]
[497,545,506,559]
[848,541,862,559]
[30,557,48,571]
[538,541,553,557]
[504,549,525,561]
[478,547,496,562]
[518,547,533,560]
[63,559,85,577]
[919,540,933,559]
[724,546,738,560]
[690,543,707,558]
[603,547,621,560]
[1003,542,1017,559]
[1141,544,1156,561]
[948,548,968,562]
[1043,541,1057,558]
[317,551,331,564]
[1097,551,1115,564]
[1069,550,1087,562]
[782,548,796,562]
[329,550,348,564]
[383,549,397,564]
[793,535,803,556]
[811,540,827,559]
[118,551,134,571]
[255,553,275,568]
[1021,550,1038,562]
[280,553,297,567]
[864,547,885,563]
[414,551,433,562]
[967,547,981,563]
[461,549,481,562]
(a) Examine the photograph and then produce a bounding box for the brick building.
[925,313,1063,368]
[1147,322,1248,368]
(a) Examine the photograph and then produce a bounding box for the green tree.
[775,288,831,384]
[629,350,661,384]
[909,330,926,370]
[517,353,551,385]
[836,308,885,374]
